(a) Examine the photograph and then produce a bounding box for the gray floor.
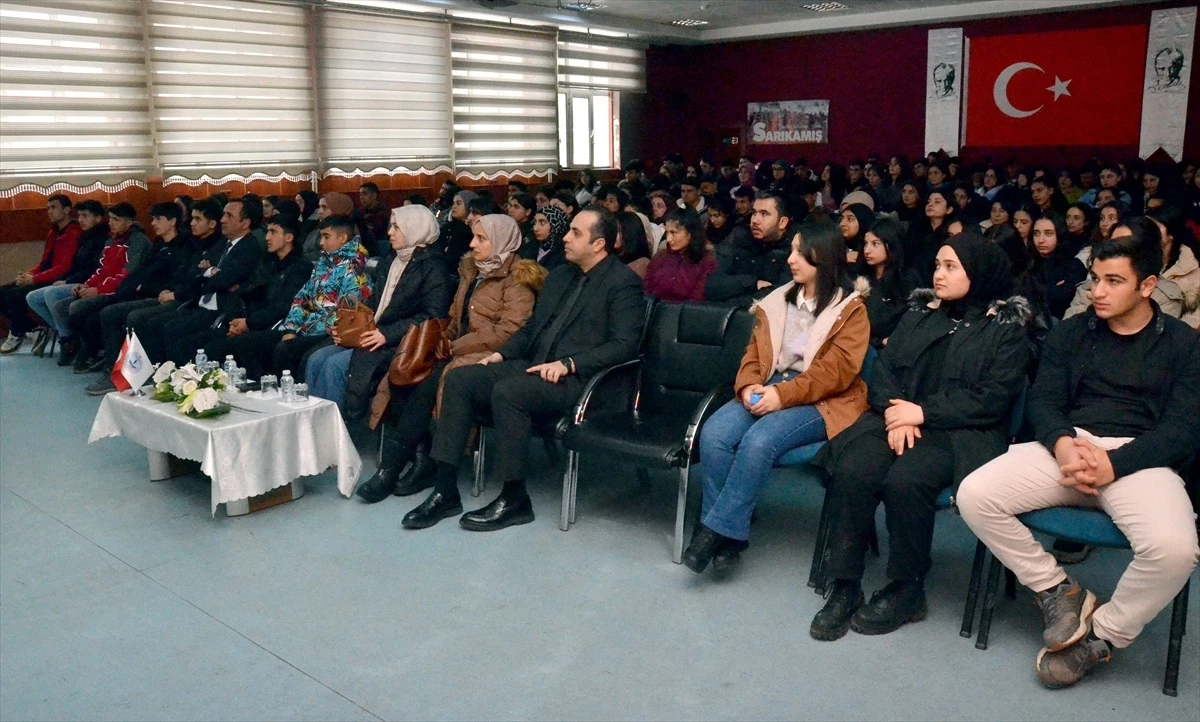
[1,348,1197,722]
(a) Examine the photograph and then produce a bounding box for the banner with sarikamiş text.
[747,100,829,144]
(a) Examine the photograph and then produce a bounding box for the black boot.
[393,441,435,497]
[58,337,77,367]
[810,580,864,641]
[851,580,927,635]
[681,525,725,573]
[355,465,400,503]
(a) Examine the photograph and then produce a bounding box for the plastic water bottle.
[280,369,294,403]
[194,348,207,369]
[223,354,236,376]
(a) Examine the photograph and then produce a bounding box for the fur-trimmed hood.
[907,288,1033,326]
[457,252,547,292]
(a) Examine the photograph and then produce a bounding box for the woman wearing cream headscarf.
[358,213,548,504]
[306,204,452,420]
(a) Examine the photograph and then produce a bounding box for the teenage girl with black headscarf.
[810,231,1031,643]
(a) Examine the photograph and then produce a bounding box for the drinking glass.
[260,374,278,397]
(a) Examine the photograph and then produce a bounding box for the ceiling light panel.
[803,2,849,11]
[669,18,709,27]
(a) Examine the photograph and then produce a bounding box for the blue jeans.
[698,375,827,541]
[26,284,77,336]
[305,345,353,410]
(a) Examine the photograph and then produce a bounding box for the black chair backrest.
[638,302,755,417]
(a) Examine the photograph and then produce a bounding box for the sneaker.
[1036,633,1112,689]
[810,580,864,641]
[85,376,116,396]
[1051,539,1094,565]
[0,333,22,354]
[1035,578,1097,652]
[850,580,928,635]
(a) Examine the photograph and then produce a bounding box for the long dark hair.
[785,221,855,316]
[1031,211,1072,263]
[988,223,1031,282]
[664,208,707,263]
[857,217,908,300]
[613,211,650,263]
[706,196,734,244]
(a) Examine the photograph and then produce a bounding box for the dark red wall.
[643,1,1200,167]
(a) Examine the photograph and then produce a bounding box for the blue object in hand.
[750,393,763,405]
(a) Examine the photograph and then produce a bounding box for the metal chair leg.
[472,427,486,497]
[672,463,690,564]
[961,541,988,638]
[377,425,385,465]
[975,556,1004,650]
[568,454,578,524]
[808,490,832,592]
[560,450,575,531]
[1163,579,1189,697]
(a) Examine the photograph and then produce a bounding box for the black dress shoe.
[458,494,534,531]
[393,445,435,497]
[402,490,463,530]
[681,525,723,573]
[355,466,399,503]
[810,580,864,641]
[712,538,749,572]
[850,580,927,635]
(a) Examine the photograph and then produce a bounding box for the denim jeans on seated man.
[699,371,826,542]
[25,284,78,336]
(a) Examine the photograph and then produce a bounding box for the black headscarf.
[941,231,1012,317]
[842,202,876,252]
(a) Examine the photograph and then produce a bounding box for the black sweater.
[226,248,313,331]
[1028,304,1200,479]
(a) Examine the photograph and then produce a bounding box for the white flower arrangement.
[151,361,229,418]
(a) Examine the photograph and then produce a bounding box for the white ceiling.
[343,0,1153,43]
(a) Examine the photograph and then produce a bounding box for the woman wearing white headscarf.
[306,205,452,420]
[357,213,547,503]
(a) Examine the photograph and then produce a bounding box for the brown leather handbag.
[334,297,376,348]
[388,318,452,388]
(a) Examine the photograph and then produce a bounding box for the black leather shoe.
[850,580,927,635]
[810,580,864,641]
[681,526,723,573]
[355,466,399,503]
[402,490,463,530]
[458,494,534,531]
[393,445,435,497]
[712,538,749,572]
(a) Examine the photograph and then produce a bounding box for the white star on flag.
[1047,76,1072,101]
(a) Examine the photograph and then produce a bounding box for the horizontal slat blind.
[0,1,154,188]
[147,0,316,174]
[319,10,452,171]
[450,25,558,174]
[556,34,645,92]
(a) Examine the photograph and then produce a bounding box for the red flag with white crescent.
[965,26,1147,147]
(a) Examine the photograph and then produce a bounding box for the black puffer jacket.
[703,232,791,306]
[817,289,1032,487]
[343,244,453,420]
[226,248,313,331]
[114,237,184,301]
[1024,250,1086,324]
[64,222,109,285]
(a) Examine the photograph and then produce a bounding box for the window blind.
[0,1,153,187]
[450,25,558,174]
[318,10,452,172]
[556,34,646,92]
[147,0,316,175]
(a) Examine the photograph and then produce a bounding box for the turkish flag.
[966,26,1147,147]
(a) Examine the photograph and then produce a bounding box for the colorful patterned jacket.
[278,237,372,336]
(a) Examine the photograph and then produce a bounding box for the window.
[0,2,153,187]
[318,9,452,173]
[147,0,316,175]
[450,25,558,175]
[558,89,617,169]
[555,33,646,92]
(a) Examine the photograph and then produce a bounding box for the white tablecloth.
[88,391,362,515]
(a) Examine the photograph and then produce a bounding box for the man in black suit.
[157,197,264,362]
[403,208,645,532]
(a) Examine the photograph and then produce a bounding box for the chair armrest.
[569,358,642,425]
[684,385,735,462]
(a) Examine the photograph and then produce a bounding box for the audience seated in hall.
[642,208,716,303]
[1,194,82,355]
[705,192,795,307]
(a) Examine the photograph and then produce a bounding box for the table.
[89,390,362,516]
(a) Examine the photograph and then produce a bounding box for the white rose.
[152,361,176,384]
[190,387,220,413]
[181,380,199,396]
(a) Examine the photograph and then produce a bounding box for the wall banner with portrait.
[925,27,963,155]
[747,100,829,144]
[1139,6,1196,160]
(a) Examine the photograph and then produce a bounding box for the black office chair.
[559,302,755,563]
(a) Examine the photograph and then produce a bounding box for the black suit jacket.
[198,234,263,312]
[498,254,644,378]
